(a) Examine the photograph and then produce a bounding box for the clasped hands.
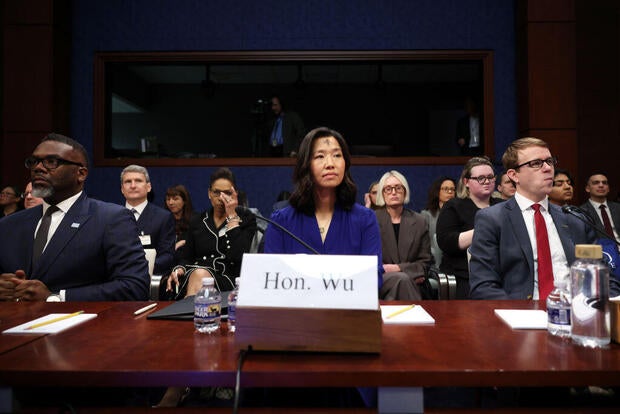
[0,270,51,301]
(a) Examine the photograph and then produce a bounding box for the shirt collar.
[514,191,549,212]
[126,199,148,215]
[42,191,82,215]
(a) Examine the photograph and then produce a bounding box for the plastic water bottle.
[546,276,571,338]
[227,278,240,333]
[194,277,221,334]
[570,244,610,348]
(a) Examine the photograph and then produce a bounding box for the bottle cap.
[574,244,603,259]
[202,277,214,285]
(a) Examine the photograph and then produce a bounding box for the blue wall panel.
[71,0,516,214]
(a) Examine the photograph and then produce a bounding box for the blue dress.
[263,203,384,288]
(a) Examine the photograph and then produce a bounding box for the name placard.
[237,253,378,310]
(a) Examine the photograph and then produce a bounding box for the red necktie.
[599,204,614,238]
[531,204,553,301]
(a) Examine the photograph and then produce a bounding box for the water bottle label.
[548,307,571,326]
[228,305,236,321]
[195,302,221,321]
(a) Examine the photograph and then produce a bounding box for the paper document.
[3,313,97,334]
[494,309,547,329]
[380,305,435,324]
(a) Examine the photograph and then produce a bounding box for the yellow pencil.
[386,304,415,319]
[26,311,85,330]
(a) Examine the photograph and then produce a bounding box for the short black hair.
[42,133,90,169]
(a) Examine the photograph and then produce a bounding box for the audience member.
[163,167,257,298]
[580,173,620,243]
[23,181,43,209]
[456,97,482,156]
[421,176,456,268]
[272,190,291,212]
[0,185,23,218]
[364,181,380,210]
[266,95,305,157]
[375,170,431,300]
[157,168,257,408]
[436,156,501,299]
[165,184,199,251]
[495,172,516,200]
[263,127,383,285]
[469,137,619,299]
[548,168,574,206]
[0,133,149,302]
[121,165,176,276]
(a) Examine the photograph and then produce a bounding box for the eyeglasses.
[383,185,405,194]
[25,156,84,170]
[514,157,557,170]
[467,174,496,184]
[440,187,456,193]
[210,189,234,197]
[553,179,572,187]
[0,191,18,197]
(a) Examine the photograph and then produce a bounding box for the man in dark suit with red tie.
[580,173,620,244]
[469,137,619,300]
[0,133,150,302]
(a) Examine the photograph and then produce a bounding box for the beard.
[31,185,53,200]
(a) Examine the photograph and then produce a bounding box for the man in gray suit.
[469,137,619,300]
[580,173,620,244]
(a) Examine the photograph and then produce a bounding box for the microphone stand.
[236,207,320,255]
[561,205,620,247]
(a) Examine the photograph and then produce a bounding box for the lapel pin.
[71,223,80,228]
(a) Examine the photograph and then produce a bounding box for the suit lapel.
[549,204,575,264]
[506,198,535,276]
[397,210,415,261]
[33,195,92,276]
[378,209,398,263]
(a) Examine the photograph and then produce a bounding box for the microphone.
[235,206,320,255]
[561,205,620,247]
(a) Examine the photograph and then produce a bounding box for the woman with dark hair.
[263,126,383,286]
[0,185,23,218]
[164,184,199,251]
[163,168,257,298]
[420,176,456,268]
[436,157,502,299]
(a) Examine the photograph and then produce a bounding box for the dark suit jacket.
[468,197,619,300]
[136,202,176,275]
[580,200,620,242]
[0,193,150,301]
[456,115,483,155]
[375,208,431,280]
[268,111,305,155]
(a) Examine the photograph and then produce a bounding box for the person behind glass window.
[421,176,456,268]
[548,169,573,206]
[436,156,502,299]
[375,171,431,300]
[266,95,305,157]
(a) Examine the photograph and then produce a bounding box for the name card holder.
[235,254,382,353]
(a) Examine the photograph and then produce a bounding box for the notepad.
[2,313,97,334]
[380,305,435,324]
[494,309,547,329]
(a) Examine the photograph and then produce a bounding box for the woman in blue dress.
[263,126,383,288]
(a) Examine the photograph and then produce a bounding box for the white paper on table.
[494,309,547,329]
[380,305,435,324]
[2,313,97,334]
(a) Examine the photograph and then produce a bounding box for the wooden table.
[0,300,618,413]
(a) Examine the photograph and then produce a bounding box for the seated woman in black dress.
[163,167,257,298]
